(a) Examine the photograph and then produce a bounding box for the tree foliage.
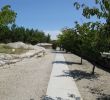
[74,0,110,19]
[0,24,51,44]
[57,0,110,68]
[0,5,17,26]
[0,5,51,44]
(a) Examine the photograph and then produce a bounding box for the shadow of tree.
[41,92,78,100]
[41,95,65,100]
[51,51,66,54]
[55,70,99,81]
[52,61,81,65]
[97,95,110,100]
[86,86,110,98]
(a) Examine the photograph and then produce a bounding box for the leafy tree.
[0,5,52,45]
[0,25,11,43]
[51,40,57,50]
[74,0,110,52]
[46,34,51,43]
[0,5,17,26]
[73,0,110,74]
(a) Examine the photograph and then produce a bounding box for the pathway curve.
[46,52,82,100]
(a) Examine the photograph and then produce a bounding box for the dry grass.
[0,44,28,54]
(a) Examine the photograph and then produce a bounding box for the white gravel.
[7,42,45,50]
[0,49,55,100]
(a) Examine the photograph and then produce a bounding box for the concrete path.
[46,52,82,100]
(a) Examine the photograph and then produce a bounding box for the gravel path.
[64,52,110,100]
[0,49,55,100]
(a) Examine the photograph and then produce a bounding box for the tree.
[0,5,51,44]
[0,25,11,43]
[0,5,17,26]
[46,34,51,43]
[52,40,57,50]
[73,0,110,74]
[74,0,110,52]
[74,0,110,20]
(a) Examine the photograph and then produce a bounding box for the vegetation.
[57,0,110,74]
[51,40,57,50]
[0,24,51,45]
[0,5,16,26]
[0,44,28,54]
[0,5,51,45]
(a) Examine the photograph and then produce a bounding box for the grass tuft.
[0,44,28,54]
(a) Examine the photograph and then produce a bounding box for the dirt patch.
[0,49,55,100]
[64,53,110,100]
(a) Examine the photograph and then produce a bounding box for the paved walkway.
[46,52,82,100]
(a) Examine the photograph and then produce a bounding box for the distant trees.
[51,40,57,50]
[0,5,51,44]
[46,34,51,43]
[0,24,51,44]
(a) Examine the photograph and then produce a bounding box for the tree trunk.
[80,57,82,64]
[92,64,95,75]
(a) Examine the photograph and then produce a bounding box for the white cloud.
[44,30,62,40]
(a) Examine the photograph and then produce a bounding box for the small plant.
[52,42,57,50]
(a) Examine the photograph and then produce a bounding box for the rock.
[0,54,13,60]
[0,42,46,67]
[0,60,5,65]
[7,42,46,51]
[37,43,52,49]
[7,42,26,49]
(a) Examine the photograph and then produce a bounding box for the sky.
[0,0,105,39]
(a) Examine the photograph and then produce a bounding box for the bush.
[51,40,57,50]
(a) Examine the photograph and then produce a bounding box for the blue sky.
[0,0,105,39]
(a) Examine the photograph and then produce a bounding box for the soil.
[0,49,55,100]
[64,52,110,100]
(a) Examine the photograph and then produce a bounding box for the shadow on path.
[55,70,99,81]
[41,94,77,100]
[41,95,66,100]
[97,95,110,100]
[41,96,55,100]
[52,61,81,65]
[52,51,66,54]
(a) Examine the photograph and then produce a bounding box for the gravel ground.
[64,52,110,100]
[0,49,55,100]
